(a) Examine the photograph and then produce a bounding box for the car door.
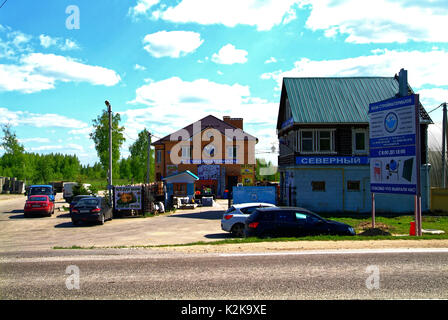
[303,213,330,236]
[275,211,298,237]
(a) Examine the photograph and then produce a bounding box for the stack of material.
[201,196,214,207]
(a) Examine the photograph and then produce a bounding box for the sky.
[0,0,447,166]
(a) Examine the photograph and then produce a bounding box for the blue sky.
[1,0,447,166]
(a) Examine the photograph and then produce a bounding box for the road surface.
[1,248,447,299]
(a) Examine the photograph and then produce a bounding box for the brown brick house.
[152,115,258,197]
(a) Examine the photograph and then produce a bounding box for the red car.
[24,195,55,217]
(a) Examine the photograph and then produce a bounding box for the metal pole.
[415,95,422,236]
[147,131,151,184]
[105,100,113,205]
[371,193,375,228]
[442,103,447,188]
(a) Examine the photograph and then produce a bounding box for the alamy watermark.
[66,5,80,30]
[65,265,80,290]
[365,265,380,290]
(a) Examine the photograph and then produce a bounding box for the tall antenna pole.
[105,100,113,205]
[442,103,447,188]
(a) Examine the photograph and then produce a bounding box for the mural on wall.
[198,165,220,180]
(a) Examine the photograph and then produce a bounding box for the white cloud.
[142,30,203,58]
[61,39,80,51]
[19,137,51,143]
[0,107,89,129]
[211,44,248,65]
[261,49,448,91]
[299,0,448,43]
[129,0,160,17]
[124,77,278,158]
[29,143,84,153]
[39,34,58,48]
[153,0,299,31]
[265,57,277,64]
[0,53,121,93]
[39,34,79,51]
[134,64,146,71]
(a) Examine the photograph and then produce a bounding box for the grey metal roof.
[281,77,432,125]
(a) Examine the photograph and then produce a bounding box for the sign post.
[369,94,421,235]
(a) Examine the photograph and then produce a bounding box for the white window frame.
[299,129,336,154]
[352,128,369,155]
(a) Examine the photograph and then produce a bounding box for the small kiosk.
[163,170,199,208]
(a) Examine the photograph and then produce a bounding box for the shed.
[163,170,199,202]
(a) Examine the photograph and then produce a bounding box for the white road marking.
[219,248,448,257]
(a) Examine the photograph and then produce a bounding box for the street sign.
[369,95,419,195]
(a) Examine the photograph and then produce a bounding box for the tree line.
[0,109,154,185]
[1,109,277,186]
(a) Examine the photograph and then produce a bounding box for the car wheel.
[24,213,29,218]
[231,224,245,238]
[72,219,79,226]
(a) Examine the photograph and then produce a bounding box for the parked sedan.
[24,195,54,217]
[245,207,356,238]
[221,202,277,237]
[71,197,113,225]
[69,195,94,213]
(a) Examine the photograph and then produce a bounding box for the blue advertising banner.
[232,186,276,205]
[369,94,418,195]
[296,156,369,165]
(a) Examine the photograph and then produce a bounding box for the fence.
[430,187,448,213]
[112,182,164,217]
[0,177,26,194]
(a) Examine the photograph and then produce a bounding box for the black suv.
[245,207,355,238]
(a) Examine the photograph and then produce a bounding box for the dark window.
[311,181,325,192]
[347,180,360,191]
[261,211,276,221]
[277,211,295,222]
[301,131,313,152]
[240,207,258,214]
[319,131,331,151]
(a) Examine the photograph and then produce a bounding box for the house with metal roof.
[277,75,433,214]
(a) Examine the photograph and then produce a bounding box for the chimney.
[398,68,408,97]
[223,116,243,130]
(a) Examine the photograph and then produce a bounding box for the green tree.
[128,129,154,183]
[0,124,28,180]
[89,109,125,179]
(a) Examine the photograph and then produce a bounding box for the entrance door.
[227,176,239,196]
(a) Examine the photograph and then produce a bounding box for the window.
[301,131,313,152]
[227,145,238,159]
[181,146,191,159]
[347,180,360,191]
[173,183,187,195]
[311,181,325,191]
[353,129,368,154]
[203,144,215,157]
[156,150,162,164]
[295,213,307,220]
[318,131,331,152]
[299,129,335,153]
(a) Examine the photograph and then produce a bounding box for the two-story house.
[152,115,258,198]
[277,76,433,213]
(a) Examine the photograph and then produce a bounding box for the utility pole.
[105,100,113,205]
[147,131,151,184]
[442,102,447,188]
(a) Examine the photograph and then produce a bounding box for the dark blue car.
[244,207,355,238]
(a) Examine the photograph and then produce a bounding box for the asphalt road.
[1,248,447,299]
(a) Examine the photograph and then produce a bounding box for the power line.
[0,0,8,9]
[428,103,445,114]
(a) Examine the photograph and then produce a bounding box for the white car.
[221,202,277,237]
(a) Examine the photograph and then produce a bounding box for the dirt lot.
[2,195,448,254]
[0,195,231,252]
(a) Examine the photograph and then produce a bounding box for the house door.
[227,176,239,195]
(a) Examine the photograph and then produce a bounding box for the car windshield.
[30,187,52,195]
[73,196,91,202]
[76,198,100,207]
[29,196,48,202]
